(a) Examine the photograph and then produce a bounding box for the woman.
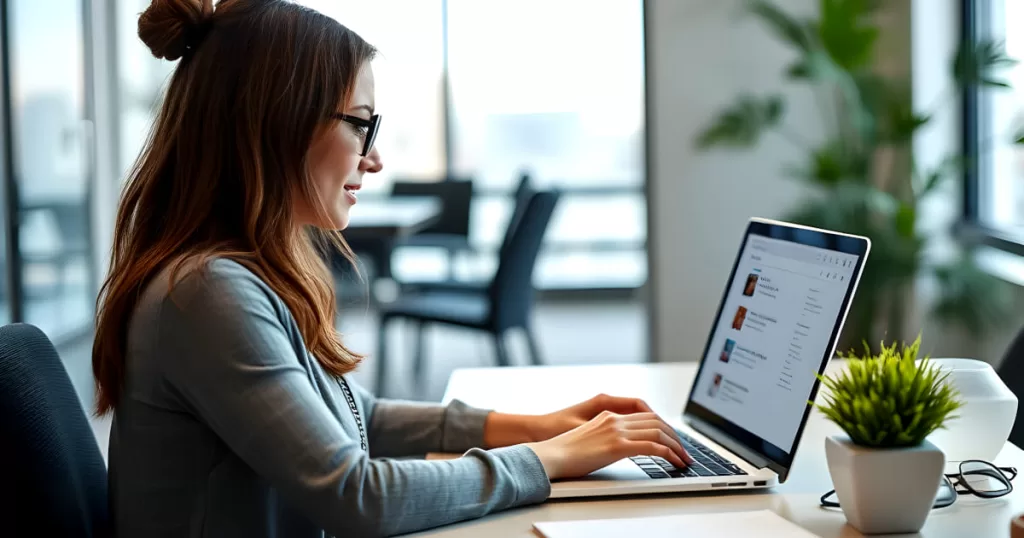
[93,1,692,536]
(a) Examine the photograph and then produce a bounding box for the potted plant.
[694,0,1020,351]
[816,336,963,534]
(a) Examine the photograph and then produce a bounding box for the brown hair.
[92,0,376,414]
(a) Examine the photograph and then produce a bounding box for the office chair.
[376,190,560,396]
[998,325,1024,448]
[0,323,109,536]
[399,172,533,294]
[391,178,475,280]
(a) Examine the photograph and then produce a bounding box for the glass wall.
[444,0,647,289]
[7,0,94,342]
[112,0,648,291]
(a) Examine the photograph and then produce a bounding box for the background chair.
[998,325,1024,448]
[341,177,475,285]
[390,178,475,281]
[400,172,533,295]
[375,189,560,396]
[0,323,109,536]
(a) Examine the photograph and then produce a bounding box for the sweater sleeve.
[346,377,493,458]
[156,261,551,537]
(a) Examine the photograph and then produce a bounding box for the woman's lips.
[344,184,360,203]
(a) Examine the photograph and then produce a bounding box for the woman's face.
[301,62,384,230]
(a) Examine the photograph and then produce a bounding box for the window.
[298,0,447,195]
[442,0,647,289]
[964,0,1024,248]
[8,0,94,342]
[112,1,647,290]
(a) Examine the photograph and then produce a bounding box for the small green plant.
[814,335,963,448]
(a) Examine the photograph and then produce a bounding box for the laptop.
[549,218,871,499]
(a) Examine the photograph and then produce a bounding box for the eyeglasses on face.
[331,113,381,157]
[819,460,1016,510]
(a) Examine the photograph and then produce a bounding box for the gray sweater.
[108,258,551,537]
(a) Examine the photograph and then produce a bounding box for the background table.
[344,197,441,239]
[409,362,1024,537]
[335,197,441,286]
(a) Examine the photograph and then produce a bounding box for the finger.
[625,427,691,467]
[604,395,653,414]
[622,417,694,464]
[631,441,687,469]
[589,393,651,416]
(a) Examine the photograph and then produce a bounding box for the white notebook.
[533,509,820,538]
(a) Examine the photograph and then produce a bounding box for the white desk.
[411,362,1024,537]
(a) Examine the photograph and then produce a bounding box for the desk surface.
[344,197,441,238]
[411,362,1024,537]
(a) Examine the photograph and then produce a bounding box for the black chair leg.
[376,316,390,397]
[524,327,543,365]
[412,321,426,386]
[493,331,511,367]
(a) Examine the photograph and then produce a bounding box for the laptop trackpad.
[557,458,650,482]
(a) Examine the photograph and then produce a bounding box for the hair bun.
[138,0,214,61]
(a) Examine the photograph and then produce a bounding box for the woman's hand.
[534,393,659,441]
[482,393,675,448]
[526,411,695,480]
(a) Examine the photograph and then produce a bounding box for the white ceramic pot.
[825,436,945,535]
[924,358,1017,462]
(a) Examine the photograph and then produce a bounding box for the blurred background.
[1,0,1023,434]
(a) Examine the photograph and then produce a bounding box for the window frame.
[960,0,1024,256]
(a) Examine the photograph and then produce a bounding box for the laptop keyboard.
[629,430,747,479]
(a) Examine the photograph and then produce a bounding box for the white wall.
[645,0,1022,366]
[646,0,825,361]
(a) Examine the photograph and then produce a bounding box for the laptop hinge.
[685,416,771,469]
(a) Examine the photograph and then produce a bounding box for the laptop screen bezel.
[681,218,870,482]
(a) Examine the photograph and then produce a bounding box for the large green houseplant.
[696,0,1019,349]
[817,336,963,533]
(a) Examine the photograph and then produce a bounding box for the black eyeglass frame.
[332,113,381,157]
[819,460,1016,510]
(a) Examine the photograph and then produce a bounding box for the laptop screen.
[685,220,868,473]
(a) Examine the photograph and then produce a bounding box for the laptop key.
[704,462,732,475]
[691,464,715,476]
[694,455,716,466]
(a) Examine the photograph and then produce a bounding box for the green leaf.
[1014,128,1024,145]
[817,0,879,70]
[953,38,1018,89]
[695,95,786,149]
[817,336,963,448]
[918,155,965,196]
[895,203,915,238]
[787,142,857,185]
[884,108,930,144]
[787,51,843,81]
[747,0,814,53]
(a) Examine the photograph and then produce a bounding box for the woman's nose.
[361,147,383,173]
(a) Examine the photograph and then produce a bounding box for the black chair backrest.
[489,190,560,328]
[998,326,1024,448]
[499,172,534,257]
[0,323,109,536]
[391,178,474,237]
